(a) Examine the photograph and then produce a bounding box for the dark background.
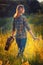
[0,0,43,17]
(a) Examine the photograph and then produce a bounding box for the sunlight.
[37,0,43,2]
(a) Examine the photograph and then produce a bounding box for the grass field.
[0,14,43,65]
[0,32,43,65]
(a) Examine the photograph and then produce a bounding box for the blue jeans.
[16,38,27,56]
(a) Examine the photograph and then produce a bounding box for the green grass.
[0,14,43,65]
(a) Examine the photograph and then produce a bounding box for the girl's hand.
[12,35,16,39]
[29,30,40,41]
[34,37,40,40]
[12,31,16,39]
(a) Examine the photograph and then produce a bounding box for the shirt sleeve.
[12,18,15,31]
[23,16,31,31]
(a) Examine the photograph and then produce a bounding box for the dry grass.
[0,32,43,65]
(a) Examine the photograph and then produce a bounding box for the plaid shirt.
[13,15,30,38]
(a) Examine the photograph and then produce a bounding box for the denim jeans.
[16,38,27,56]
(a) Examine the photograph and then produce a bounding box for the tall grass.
[0,14,43,65]
[0,32,43,65]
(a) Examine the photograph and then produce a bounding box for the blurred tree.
[40,2,43,13]
[0,0,42,17]
[26,0,41,14]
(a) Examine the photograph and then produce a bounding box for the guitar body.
[5,36,14,51]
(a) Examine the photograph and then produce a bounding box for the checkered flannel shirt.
[13,15,31,38]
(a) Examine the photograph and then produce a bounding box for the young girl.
[12,4,38,59]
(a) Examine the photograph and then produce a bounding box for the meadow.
[0,14,43,65]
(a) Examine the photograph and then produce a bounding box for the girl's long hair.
[13,4,24,18]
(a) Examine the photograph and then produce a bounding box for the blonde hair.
[13,4,25,18]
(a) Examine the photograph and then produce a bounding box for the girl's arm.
[23,16,39,40]
[29,30,38,40]
[12,18,16,37]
